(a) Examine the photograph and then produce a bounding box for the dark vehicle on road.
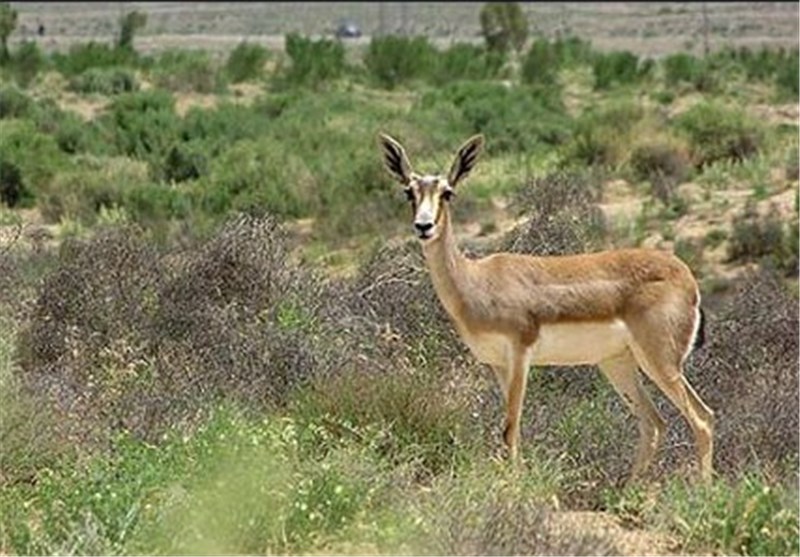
[335,20,362,39]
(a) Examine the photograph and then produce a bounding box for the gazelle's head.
[378,133,484,241]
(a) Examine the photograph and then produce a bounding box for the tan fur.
[378,133,715,482]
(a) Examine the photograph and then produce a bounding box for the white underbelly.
[462,320,630,367]
[532,320,630,365]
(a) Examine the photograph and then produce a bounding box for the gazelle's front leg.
[490,364,511,458]
[502,348,531,461]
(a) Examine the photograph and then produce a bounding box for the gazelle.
[377,133,715,482]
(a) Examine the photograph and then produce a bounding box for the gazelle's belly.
[462,319,631,367]
[533,319,630,365]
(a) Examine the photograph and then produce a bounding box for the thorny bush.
[686,268,799,480]
[500,169,608,257]
[15,215,390,449]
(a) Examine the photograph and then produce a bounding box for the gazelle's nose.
[414,221,434,235]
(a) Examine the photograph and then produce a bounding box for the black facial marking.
[441,189,454,202]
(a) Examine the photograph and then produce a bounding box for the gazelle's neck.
[421,206,469,320]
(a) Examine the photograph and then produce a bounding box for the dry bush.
[500,169,608,256]
[349,238,468,365]
[684,269,799,480]
[14,213,487,455]
[15,215,366,448]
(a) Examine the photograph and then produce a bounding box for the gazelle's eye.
[441,189,455,202]
[404,188,415,202]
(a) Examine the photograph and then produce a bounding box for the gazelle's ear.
[448,134,484,188]
[377,133,412,185]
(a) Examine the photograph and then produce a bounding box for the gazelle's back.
[465,248,699,326]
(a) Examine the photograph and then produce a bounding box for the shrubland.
[0,20,797,555]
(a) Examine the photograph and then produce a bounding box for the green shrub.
[228,89,411,238]
[727,199,797,275]
[364,35,436,89]
[5,95,108,157]
[225,41,269,83]
[0,407,409,555]
[433,42,503,84]
[9,40,43,87]
[30,99,107,155]
[675,102,765,167]
[552,35,594,67]
[775,49,799,97]
[786,144,799,181]
[521,38,561,86]
[123,182,190,225]
[0,84,31,118]
[68,66,138,95]
[195,137,316,219]
[652,475,799,556]
[151,49,222,93]
[51,41,137,76]
[163,141,207,183]
[166,100,279,183]
[714,45,799,91]
[38,155,151,223]
[100,90,180,178]
[592,50,648,90]
[179,101,272,152]
[291,366,475,478]
[651,89,675,105]
[560,100,645,168]
[662,52,704,86]
[0,118,69,206]
[281,33,345,88]
[0,158,27,207]
[423,81,569,155]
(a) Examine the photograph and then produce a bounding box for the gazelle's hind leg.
[627,325,715,482]
[598,351,666,482]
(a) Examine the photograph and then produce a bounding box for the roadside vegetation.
[0,2,797,554]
